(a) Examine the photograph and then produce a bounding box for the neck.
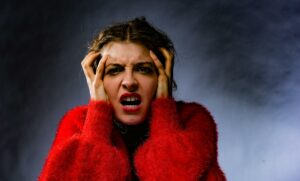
[113,118,149,151]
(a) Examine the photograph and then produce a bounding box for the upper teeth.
[123,97,139,101]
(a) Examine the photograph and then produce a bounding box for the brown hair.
[89,16,177,90]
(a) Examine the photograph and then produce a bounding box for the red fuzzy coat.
[39,98,226,180]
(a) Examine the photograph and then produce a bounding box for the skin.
[81,41,173,125]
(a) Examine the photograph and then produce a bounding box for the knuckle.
[157,63,163,69]
[86,79,92,85]
[92,81,97,87]
[83,64,90,69]
[92,81,101,88]
[160,75,168,81]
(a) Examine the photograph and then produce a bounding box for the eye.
[106,66,124,75]
[135,66,154,74]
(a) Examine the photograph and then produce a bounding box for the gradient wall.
[1,0,299,180]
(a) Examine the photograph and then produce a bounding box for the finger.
[94,54,108,83]
[150,50,166,76]
[160,48,173,79]
[81,51,101,66]
[81,52,101,80]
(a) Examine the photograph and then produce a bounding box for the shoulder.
[64,105,88,120]
[50,104,89,146]
[176,100,212,115]
[176,100,217,130]
[57,104,88,131]
[56,100,112,132]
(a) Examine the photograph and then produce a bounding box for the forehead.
[101,41,151,63]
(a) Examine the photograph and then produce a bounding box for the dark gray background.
[1,0,300,180]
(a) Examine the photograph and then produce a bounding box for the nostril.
[121,79,138,91]
[123,84,138,92]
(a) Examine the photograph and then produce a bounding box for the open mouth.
[121,97,141,106]
[120,93,142,112]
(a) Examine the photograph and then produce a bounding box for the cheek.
[103,78,109,92]
[143,77,158,97]
[152,78,158,94]
[103,77,118,98]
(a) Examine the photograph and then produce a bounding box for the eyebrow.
[134,62,155,67]
[106,61,154,68]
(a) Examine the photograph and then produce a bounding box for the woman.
[39,17,226,180]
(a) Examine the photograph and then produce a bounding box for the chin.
[117,115,146,125]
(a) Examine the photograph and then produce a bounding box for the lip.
[120,93,141,100]
[120,93,142,113]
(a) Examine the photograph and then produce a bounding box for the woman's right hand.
[81,52,108,101]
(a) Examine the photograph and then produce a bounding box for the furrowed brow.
[135,62,154,67]
[106,63,123,68]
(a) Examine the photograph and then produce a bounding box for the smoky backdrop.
[1,0,299,180]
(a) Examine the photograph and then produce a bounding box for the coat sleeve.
[203,159,226,180]
[38,100,130,181]
[134,98,226,181]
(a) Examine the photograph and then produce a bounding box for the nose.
[121,71,138,92]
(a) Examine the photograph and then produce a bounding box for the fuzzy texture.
[38,98,226,181]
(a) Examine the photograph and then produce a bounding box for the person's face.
[102,41,158,125]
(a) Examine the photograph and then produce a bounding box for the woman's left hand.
[150,48,173,98]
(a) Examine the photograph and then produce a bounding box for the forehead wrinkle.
[106,61,154,69]
[106,55,153,65]
[101,42,152,66]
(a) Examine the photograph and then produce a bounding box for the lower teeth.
[124,105,138,107]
